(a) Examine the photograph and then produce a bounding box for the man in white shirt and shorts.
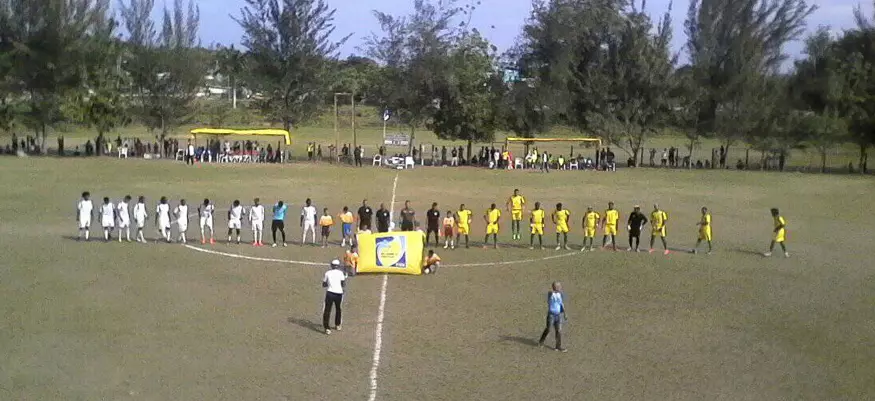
[174,199,189,244]
[76,191,94,241]
[199,199,215,244]
[249,198,265,247]
[227,200,245,244]
[155,196,172,243]
[133,196,148,243]
[322,259,347,335]
[100,197,116,242]
[117,195,132,242]
[300,198,317,245]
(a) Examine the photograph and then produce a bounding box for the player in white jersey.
[100,197,116,241]
[198,198,215,244]
[116,195,132,242]
[227,200,245,244]
[174,199,189,244]
[300,198,317,245]
[249,198,266,247]
[133,196,148,242]
[155,196,172,243]
[76,191,94,241]
[134,195,149,242]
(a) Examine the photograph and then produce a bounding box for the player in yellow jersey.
[764,208,789,258]
[506,189,526,240]
[581,207,600,251]
[552,203,571,250]
[529,202,546,249]
[339,206,355,247]
[601,202,620,251]
[455,204,472,249]
[483,203,501,249]
[649,204,669,255]
[693,206,712,255]
[442,210,456,249]
[319,208,334,248]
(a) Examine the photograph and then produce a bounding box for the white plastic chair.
[175,149,185,161]
[372,154,383,166]
[514,158,523,169]
[569,160,579,170]
[118,146,128,159]
[404,156,415,169]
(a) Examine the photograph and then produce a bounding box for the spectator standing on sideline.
[322,260,346,335]
[451,147,458,166]
[186,140,195,165]
[538,281,568,352]
[661,148,668,166]
[649,148,656,166]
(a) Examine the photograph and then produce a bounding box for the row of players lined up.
[75,189,791,257]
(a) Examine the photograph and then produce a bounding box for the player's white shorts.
[135,217,146,229]
[303,221,316,232]
[252,221,264,231]
[78,216,91,229]
[118,218,130,228]
[177,221,188,232]
[101,216,115,228]
[200,217,213,229]
[229,219,242,229]
[158,217,171,230]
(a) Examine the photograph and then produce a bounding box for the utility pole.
[351,91,356,149]
[334,92,352,163]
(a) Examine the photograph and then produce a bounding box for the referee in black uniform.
[425,202,441,246]
[357,199,373,230]
[627,205,647,252]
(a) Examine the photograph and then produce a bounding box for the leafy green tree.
[235,0,350,131]
[2,0,115,153]
[366,0,462,152]
[121,0,204,154]
[685,0,816,153]
[429,32,499,157]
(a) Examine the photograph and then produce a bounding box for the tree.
[685,0,816,153]
[429,32,499,158]
[366,0,463,153]
[235,0,350,131]
[121,0,204,153]
[215,45,245,109]
[2,0,115,153]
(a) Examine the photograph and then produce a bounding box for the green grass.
[1,151,874,400]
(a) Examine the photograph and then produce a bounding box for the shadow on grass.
[498,335,540,347]
[287,317,324,333]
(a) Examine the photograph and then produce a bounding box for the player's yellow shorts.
[652,226,666,237]
[699,228,712,241]
[774,228,785,242]
[585,227,596,238]
[604,224,617,236]
[556,223,569,234]
[457,224,469,235]
[531,223,544,235]
[512,210,523,221]
[486,223,499,235]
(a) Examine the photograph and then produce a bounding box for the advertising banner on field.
[357,231,425,275]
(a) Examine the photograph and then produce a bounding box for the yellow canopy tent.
[190,128,292,146]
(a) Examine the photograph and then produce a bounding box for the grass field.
[1,156,874,400]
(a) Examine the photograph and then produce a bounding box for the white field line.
[368,173,397,401]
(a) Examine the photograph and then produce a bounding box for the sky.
[169,0,872,62]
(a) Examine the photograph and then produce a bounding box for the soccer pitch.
[1,157,873,400]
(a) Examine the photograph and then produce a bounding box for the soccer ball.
[423,267,431,275]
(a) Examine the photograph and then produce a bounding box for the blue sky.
[168,0,871,62]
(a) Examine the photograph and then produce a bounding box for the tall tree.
[429,32,499,157]
[215,44,245,109]
[236,0,350,131]
[366,0,462,152]
[2,0,114,152]
[121,0,204,152]
[685,0,816,152]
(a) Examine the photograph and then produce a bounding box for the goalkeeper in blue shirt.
[538,281,568,352]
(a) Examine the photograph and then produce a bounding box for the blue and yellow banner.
[357,231,425,275]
